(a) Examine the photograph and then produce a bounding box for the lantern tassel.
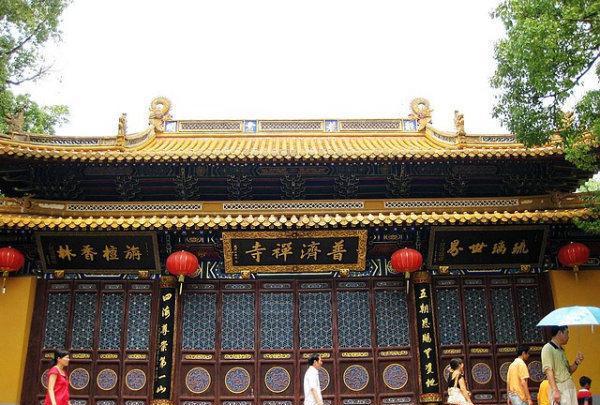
[178,274,184,295]
[2,270,7,294]
[405,272,410,294]
[573,265,579,282]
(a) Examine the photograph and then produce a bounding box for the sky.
[21,0,510,136]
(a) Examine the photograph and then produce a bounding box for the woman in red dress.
[44,349,70,405]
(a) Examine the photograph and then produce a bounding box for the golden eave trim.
[0,208,593,230]
[0,127,563,162]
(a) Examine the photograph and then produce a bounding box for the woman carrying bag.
[447,358,474,405]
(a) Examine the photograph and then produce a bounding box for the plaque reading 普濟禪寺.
[222,230,367,273]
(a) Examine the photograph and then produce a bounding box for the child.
[577,376,592,405]
[538,378,550,405]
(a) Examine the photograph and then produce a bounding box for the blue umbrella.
[537,306,600,326]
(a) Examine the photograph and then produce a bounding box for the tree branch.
[6,66,49,86]
[1,23,43,57]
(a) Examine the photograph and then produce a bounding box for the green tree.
[0,0,70,134]
[491,0,600,232]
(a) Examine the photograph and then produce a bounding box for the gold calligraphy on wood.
[222,229,367,274]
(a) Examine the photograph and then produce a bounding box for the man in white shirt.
[304,353,324,405]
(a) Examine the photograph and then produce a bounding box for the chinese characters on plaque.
[35,232,160,273]
[427,226,547,269]
[222,230,367,273]
[414,282,441,396]
[152,284,176,400]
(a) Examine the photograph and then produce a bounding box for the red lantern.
[390,247,423,276]
[166,250,199,282]
[558,242,589,279]
[0,246,25,293]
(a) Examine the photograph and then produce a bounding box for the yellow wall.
[0,276,36,405]
[548,270,600,387]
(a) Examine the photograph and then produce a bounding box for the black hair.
[550,325,568,336]
[517,345,530,356]
[308,353,321,366]
[51,349,69,366]
[580,376,592,388]
[449,358,463,371]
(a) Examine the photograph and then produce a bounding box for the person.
[447,358,473,405]
[303,353,324,405]
[541,326,584,405]
[539,378,551,405]
[577,376,592,405]
[507,345,532,405]
[44,349,70,405]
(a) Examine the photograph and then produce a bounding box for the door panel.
[177,279,417,405]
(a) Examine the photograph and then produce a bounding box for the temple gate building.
[0,97,598,405]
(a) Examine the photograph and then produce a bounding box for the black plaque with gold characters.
[222,230,367,273]
[35,231,160,273]
[413,272,442,404]
[35,232,160,273]
[152,277,177,402]
[427,225,547,269]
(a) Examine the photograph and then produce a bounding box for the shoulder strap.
[451,372,459,388]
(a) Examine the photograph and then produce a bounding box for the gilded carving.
[150,400,175,405]
[149,97,172,132]
[380,350,409,357]
[71,353,91,359]
[341,351,369,358]
[454,110,465,135]
[442,349,462,355]
[99,353,119,359]
[116,113,127,147]
[264,353,291,359]
[185,354,213,360]
[419,393,443,403]
[223,353,252,360]
[302,352,330,359]
[409,98,433,131]
[118,113,127,136]
[470,348,490,354]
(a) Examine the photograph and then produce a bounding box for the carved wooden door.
[175,278,419,405]
[433,275,551,405]
[23,280,159,405]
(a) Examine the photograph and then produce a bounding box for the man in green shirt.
[541,326,584,405]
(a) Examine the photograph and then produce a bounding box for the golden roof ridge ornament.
[454,110,467,147]
[116,113,127,148]
[148,96,172,133]
[408,98,432,131]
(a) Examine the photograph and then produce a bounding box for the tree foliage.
[0,0,70,134]
[492,0,600,233]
